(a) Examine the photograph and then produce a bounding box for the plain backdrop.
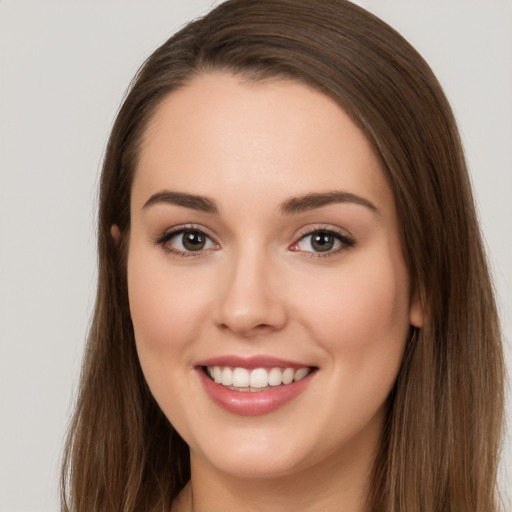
[0,1,510,510]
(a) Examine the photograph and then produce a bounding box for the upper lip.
[195,355,314,370]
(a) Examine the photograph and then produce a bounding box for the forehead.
[133,72,393,216]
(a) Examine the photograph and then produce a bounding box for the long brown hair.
[61,1,505,510]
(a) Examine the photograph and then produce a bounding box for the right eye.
[156,227,218,256]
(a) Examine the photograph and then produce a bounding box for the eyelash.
[154,224,217,258]
[154,225,355,259]
[291,226,356,258]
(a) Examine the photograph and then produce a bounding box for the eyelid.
[153,223,355,258]
[154,224,220,257]
[290,225,356,256]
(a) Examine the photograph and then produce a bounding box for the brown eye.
[311,232,336,252]
[182,230,207,251]
[158,227,217,255]
[294,229,355,255]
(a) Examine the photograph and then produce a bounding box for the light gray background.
[0,1,510,510]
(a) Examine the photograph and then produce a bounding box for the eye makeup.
[153,222,356,260]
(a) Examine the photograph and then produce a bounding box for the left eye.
[163,229,216,252]
[294,230,353,253]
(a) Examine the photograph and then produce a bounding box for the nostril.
[223,324,279,339]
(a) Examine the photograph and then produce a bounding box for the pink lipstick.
[196,355,316,416]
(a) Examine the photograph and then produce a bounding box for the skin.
[122,73,423,512]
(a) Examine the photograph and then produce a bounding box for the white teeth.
[232,367,250,387]
[294,367,309,382]
[206,365,312,389]
[268,367,283,386]
[221,367,233,386]
[282,368,294,385]
[213,366,222,384]
[249,368,268,388]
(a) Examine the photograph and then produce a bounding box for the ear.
[110,224,121,245]
[409,288,425,328]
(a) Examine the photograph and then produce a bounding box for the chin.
[197,444,309,480]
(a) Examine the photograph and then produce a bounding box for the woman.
[61,1,505,511]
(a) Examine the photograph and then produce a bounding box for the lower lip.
[197,368,315,416]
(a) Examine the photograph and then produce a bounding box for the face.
[126,73,423,481]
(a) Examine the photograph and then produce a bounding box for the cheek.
[127,244,213,361]
[297,256,411,358]
[293,256,411,439]
[126,243,219,427]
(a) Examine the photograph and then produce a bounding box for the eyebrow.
[141,189,378,215]
[279,191,378,215]
[142,191,219,214]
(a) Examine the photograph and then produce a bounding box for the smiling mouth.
[203,365,314,392]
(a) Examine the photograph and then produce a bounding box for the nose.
[214,248,288,338]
